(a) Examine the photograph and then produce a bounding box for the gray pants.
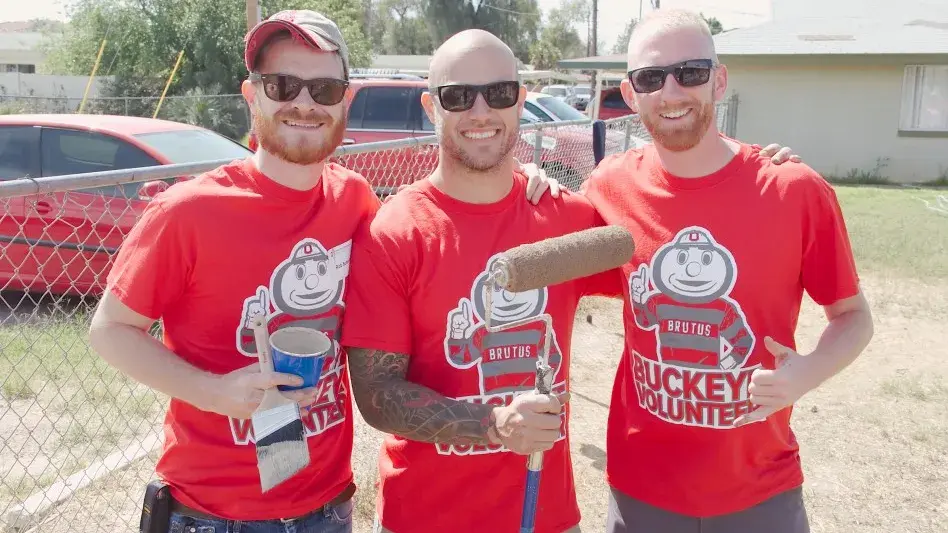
[606,486,809,533]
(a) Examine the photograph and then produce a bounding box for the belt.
[170,482,356,523]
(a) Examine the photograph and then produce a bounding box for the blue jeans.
[167,498,353,533]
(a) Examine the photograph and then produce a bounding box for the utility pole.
[589,0,598,117]
[246,0,261,31]
[591,0,597,56]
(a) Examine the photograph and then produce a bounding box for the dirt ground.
[12,272,946,533]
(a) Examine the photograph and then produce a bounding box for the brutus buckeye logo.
[630,227,753,370]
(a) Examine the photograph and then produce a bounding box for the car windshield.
[545,87,567,96]
[133,129,252,164]
[536,96,588,121]
[521,107,543,124]
[574,87,591,95]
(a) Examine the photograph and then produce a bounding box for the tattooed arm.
[347,347,569,454]
[347,348,499,446]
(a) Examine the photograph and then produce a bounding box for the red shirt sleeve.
[340,215,414,355]
[798,173,861,306]
[106,196,194,320]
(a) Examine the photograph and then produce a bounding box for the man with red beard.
[579,9,874,532]
[87,10,377,533]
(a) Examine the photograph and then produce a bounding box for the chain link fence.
[0,98,736,532]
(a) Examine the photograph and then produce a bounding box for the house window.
[900,65,948,132]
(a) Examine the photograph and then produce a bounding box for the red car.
[595,87,636,120]
[0,114,252,297]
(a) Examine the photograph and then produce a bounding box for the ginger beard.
[433,112,519,172]
[640,87,716,153]
[252,101,346,165]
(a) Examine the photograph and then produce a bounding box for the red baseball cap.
[244,10,350,77]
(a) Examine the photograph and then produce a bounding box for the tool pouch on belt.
[140,479,172,533]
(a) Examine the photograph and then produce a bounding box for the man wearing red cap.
[89,9,372,533]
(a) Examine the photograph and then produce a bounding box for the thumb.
[532,391,570,414]
[262,371,304,389]
[764,336,792,365]
[554,391,571,408]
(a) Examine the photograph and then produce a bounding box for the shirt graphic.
[230,238,352,445]
[441,254,566,455]
[629,226,758,429]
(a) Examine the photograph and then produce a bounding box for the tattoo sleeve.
[347,347,497,446]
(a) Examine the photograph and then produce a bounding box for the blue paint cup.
[268,327,332,392]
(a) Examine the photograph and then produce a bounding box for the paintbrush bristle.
[257,428,309,492]
[253,403,310,492]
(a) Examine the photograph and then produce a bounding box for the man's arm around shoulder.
[346,346,569,455]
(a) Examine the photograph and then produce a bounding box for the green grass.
[0,312,166,507]
[834,185,948,281]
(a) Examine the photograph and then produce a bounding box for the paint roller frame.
[481,225,635,533]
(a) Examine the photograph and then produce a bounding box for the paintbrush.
[250,316,310,492]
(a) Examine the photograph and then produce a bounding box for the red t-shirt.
[580,142,861,518]
[106,158,380,520]
[340,173,620,533]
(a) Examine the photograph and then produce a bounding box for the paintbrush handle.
[251,316,275,376]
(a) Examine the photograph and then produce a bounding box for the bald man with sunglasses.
[339,29,624,533]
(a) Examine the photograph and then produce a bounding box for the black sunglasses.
[436,81,520,112]
[627,59,715,93]
[250,73,349,105]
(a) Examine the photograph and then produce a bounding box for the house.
[0,32,45,74]
[557,0,948,183]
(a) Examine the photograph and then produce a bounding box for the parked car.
[596,87,636,120]
[0,114,253,297]
[571,86,593,111]
[524,92,590,123]
[539,84,579,108]
[336,77,599,195]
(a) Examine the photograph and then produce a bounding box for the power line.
[478,1,532,16]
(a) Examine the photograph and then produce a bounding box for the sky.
[2,0,774,56]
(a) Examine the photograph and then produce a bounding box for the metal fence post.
[533,125,543,166]
[623,118,633,152]
[729,93,740,138]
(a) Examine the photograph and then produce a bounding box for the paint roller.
[479,225,635,533]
